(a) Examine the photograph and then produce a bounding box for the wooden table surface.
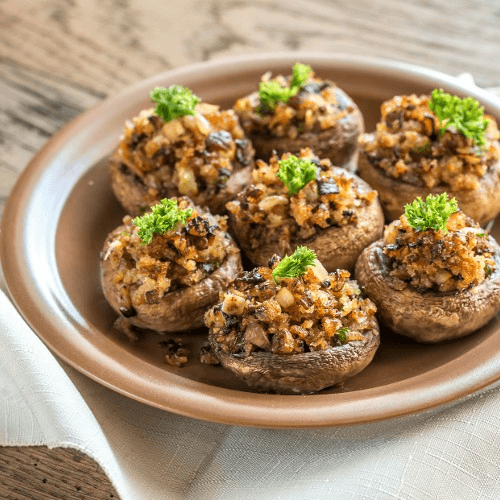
[1,0,500,498]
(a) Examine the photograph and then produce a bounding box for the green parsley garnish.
[277,155,317,195]
[271,246,317,284]
[290,63,312,90]
[258,80,292,112]
[258,63,312,112]
[336,327,349,344]
[150,85,201,123]
[429,89,489,147]
[404,193,458,233]
[133,198,192,244]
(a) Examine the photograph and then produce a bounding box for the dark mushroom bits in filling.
[111,85,254,215]
[101,69,500,385]
[102,197,237,312]
[226,148,378,248]
[359,91,500,190]
[383,193,496,293]
[234,63,354,139]
[205,247,377,357]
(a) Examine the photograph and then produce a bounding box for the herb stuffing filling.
[114,96,254,213]
[359,93,500,191]
[226,149,377,249]
[383,209,496,293]
[234,67,355,140]
[102,197,237,312]
[205,256,377,356]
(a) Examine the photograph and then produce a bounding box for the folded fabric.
[2,283,500,499]
[1,78,500,500]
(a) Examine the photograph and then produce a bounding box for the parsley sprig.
[258,63,312,112]
[150,85,201,123]
[277,155,317,195]
[429,89,489,147]
[404,193,458,233]
[271,247,317,284]
[133,198,193,244]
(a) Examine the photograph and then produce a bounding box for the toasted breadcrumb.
[359,94,500,190]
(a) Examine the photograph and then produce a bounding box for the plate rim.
[3,52,500,428]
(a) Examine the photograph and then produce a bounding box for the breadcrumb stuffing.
[226,149,377,251]
[383,210,496,292]
[205,258,377,356]
[102,197,237,311]
[359,94,500,190]
[113,103,254,213]
[234,71,354,139]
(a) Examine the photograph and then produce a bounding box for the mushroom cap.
[245,88,363,171]
[357,151,500,226]
[101,228,243,332]
[109,156,252,217]
[210,322,379,394]
[355,240,500,343]
[229,169,384,273]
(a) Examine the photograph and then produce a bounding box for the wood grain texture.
[0,447,118,499]
[1,0,500,498]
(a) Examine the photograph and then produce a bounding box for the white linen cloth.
[2,283,500,500]
[2,79,500,500]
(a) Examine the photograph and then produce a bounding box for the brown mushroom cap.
[100,228,243,333]
[109,157,252,217]
[357,151,500,225]
[355,240,500,343]
[210,322,379,394]
[228,169,384,273]
[239,88,363,171]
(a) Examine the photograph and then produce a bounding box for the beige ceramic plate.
[2,53,500,428]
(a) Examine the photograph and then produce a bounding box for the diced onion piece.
[276,287,295,308]
[162,120,185,141]
[103,239,122,261]
[258,195,288,212]
[221,293,246,316]
[434,270,451,286]
[177,166,198,197]
[244,322,270,348]
[305,259,328,283]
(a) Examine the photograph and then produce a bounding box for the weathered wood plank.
[0,60,102,215]
[0,447,118,499]
[1,0,500,96]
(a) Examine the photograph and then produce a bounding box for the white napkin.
[2,78,500,500]
[3,273,500,500]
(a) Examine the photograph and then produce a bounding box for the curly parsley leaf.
[133,198,192,244]
[277,154,317,195]
[258,80,294,113]
[404,193,458,233]
[290,63,312,91]
[429,89,489,147]
[150,85,201,123]
[272,246,317,283]
[258,63,312,112]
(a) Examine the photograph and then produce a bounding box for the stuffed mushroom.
[205,247,380,394]
[109,85,254,216]
[234,63,363,170]
[355,193,500,343]
[101,197,242,335]
[358,90,500,225]
[226,148,384,272]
